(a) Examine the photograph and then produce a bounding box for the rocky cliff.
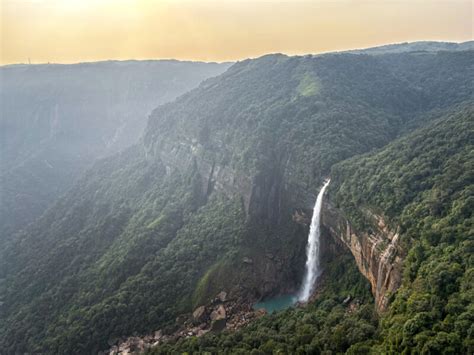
[321,199,403,312]
[3,49,472,354]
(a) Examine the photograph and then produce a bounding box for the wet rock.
[292,209,310,225]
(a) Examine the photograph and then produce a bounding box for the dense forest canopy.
[0,45,472,354]
[155,102,473,354]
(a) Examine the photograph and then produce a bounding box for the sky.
[1,0,472,64]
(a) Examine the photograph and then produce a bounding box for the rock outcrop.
[104,292,266,354]
[322,199,403,312]
[192,305,206,322]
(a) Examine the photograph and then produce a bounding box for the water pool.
[253,294,297,313]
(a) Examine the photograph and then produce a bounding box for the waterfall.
[298,179,331,302]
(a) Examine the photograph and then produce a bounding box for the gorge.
[1,42,472,354]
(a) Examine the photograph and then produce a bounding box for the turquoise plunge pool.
[253,294,297,313]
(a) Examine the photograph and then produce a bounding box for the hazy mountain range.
[0,60,231,240]
[0,41,472,354]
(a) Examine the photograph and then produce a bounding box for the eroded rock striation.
[321,199,403,312]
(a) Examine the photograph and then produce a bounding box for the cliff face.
[321,199,403,312]
[148,138,308,300]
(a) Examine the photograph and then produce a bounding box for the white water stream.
[298,179,331,302]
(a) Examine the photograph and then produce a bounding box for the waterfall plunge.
[298,179,331,302]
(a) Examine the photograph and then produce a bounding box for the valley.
[0,42,472,354]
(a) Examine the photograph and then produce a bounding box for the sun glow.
[1,0,472,64]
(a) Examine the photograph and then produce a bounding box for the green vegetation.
[332,104,474,353]
[296,73,320,97]
[147,102,473,355]
[1,49,473,353]
[147,254,376,354]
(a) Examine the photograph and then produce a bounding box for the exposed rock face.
[145,136,309,300]
[321,199,403,312]
[210,304,227,332]
[192,305,206,322]
[210,304,226,321]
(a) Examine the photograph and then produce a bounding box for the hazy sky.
[1,0,472,64]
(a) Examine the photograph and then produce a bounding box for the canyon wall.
[321,199,404,312]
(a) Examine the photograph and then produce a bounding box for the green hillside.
[146,102,473,355]
[1,50,472,353]
[332,104,474,353]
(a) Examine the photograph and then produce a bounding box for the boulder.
[154,330,163,340]
[255,308,267,317]
[192,305,206,322]
[210,305,226,321]
[197,329,210,337]
[210,318,226,332]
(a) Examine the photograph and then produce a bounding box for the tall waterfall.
[298,179,331,302]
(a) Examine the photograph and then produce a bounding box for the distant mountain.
[1,47,472,354]
[347,40,474,54]
[0,60,231,239]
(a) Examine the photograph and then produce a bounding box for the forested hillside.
[0,60,230,240]
[331,104,474,353]
[1,48,472,354]
[146,102,474,354]
[349,40,474,54]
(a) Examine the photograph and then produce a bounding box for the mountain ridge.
[0,60,231,241]
[1,47,473,354]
